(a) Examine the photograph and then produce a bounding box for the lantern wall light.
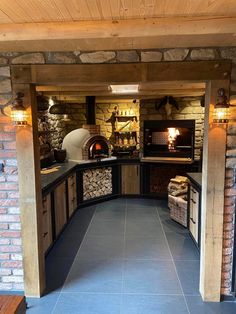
[213,88,230,124]
[10,92,28,126]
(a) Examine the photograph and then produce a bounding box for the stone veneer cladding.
[0,48,235,296]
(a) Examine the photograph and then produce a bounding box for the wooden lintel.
[11,61,231,86]
[1,16,236,51]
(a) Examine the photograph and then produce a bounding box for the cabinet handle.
[190,217,196,224]
[136,165,139,176]
[191,189,196,194]
[43,232,48,238]
[191,198,196,204]
[42,210,47,215]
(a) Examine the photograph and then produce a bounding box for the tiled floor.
[26,198,236,314]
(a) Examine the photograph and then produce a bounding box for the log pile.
[168,175,189,227]
[83,167,112,200]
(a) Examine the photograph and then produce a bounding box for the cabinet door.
[54,181,67,236]
[42,193,52,254]
[68,173,77,218]
[121,164,140,194]
[189,186,199,244]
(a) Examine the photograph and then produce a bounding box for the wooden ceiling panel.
[0,0,236,24]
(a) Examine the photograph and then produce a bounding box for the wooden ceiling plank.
[0,9,12,23]
[86,0,103,20]
[64,0,92,21]
[0,0,33,23]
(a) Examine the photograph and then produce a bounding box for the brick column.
[0,115,23,290]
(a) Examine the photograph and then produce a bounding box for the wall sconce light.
[213,88,230,123]
[11,92,28,126]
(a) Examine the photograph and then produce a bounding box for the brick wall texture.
[0,47,236,295]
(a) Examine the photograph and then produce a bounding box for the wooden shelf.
[114,130,137,133]
[115,115,136,118]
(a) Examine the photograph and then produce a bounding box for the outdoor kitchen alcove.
[11,61,231,301]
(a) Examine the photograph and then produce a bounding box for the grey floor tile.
[26,292,60,314]
[165,232,200,261]
[124,236,171,260]
[93,206,125,220]
[186,295,236,314]
[123,259,182,294]
[126,220,162,237]
[77,235,124,259]
[45,257,74,293]
[126,208,158,220]
[175,260,200,296]
[53,293,121,314]
[87,219,125,236]
[63,259,123,293]
[48,236,82,259]
[161,217,189,234]
[126,198,157,207]
[121,294,189,314]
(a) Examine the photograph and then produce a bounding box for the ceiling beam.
[1,16,236,51]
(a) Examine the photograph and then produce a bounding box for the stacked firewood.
[83,167,112,200]
[168,175,189,227]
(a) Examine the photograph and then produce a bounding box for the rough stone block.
[12,53,45,64]
[227,135,236,147]
[0,79,11,93]
[164,49,189,61]
[79,51,115,63]
[141,51,162,62]
[117,50,139,62]
[220,48,236,64]
[46,52,76,64]
[0,58,8,65]
[0,67,10,77]
[190,49,216,60]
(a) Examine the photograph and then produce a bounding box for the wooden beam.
[13,83,45,297]
[1,16,236,51]
[200,79,229,301]
[11,62,231,86]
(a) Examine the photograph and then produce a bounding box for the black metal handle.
[191,198,196,204]
[43,232,48,238]
[190,217,196,224]
[191,189,196,194]
[42,210,47,215]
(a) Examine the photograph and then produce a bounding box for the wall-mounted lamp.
[213,88,230,123]
[11,92,28,126]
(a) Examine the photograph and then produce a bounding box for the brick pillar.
[0,114,23,290]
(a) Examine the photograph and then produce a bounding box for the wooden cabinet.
[189,184,201,247]
[54,181,67,237]
[121,164,140,195]
[42,193,52,254]
[68,173,77,218]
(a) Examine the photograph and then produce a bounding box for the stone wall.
[140,98,204,160]
[0,47,236,295]
[96,100,140,148]
[38,103,86,150]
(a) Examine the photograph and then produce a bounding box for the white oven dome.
[62,128,90,161]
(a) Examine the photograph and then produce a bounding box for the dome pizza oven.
[62,125,110,161]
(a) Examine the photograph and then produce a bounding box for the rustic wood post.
[200,79,229,301]
[13,83,45,297]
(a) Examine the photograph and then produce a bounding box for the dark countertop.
[41,161,78,192]
[186,172,202,189]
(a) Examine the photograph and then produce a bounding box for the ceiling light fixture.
[110,84,139,94]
